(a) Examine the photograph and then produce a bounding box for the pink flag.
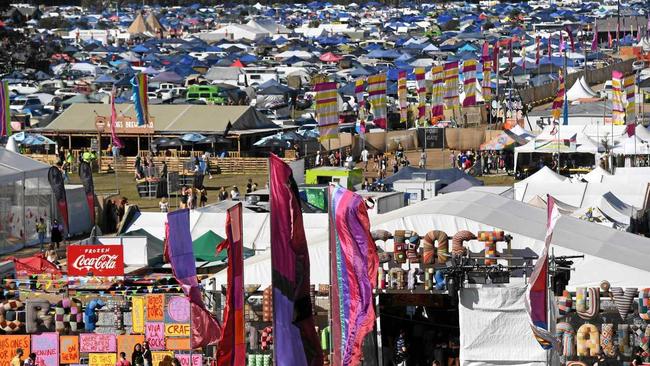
[547,34,553,59]
[591,25,599,52]
[110,86,124,149]
[608,31,613,48]
[482,41,489,58]
[535,36,541,65]
[565,26,575,52]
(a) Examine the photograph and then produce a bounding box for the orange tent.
[230,59,245,68]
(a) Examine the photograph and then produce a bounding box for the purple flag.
[592,25,599,52]
[269,154,323,366]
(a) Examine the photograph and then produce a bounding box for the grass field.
[477,174,516,186]
[67,172,268,212]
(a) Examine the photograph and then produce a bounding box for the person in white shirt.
[231,186,240,200]
[315,151,322,166]
[361,148,369,170]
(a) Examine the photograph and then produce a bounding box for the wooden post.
[67,134,72,151]
[137,136,141,156]
[237,136,241,155]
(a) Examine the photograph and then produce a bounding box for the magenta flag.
[216,203,245,366]
[592,25,599,52]
[329,185,378,366]
[110,86,124,148]
[167,209,222,348]
[565,26,575,52]
[269,154,323,366]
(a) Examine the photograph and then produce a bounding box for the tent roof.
[9,254,62,277]
[582,166,611,183]
[0,148,50,183]
[518,166,567,185]
[566,76,598,101]
[44,104,279,134]
[193,230,225,262]
[384,167,482,186]
[438,177,483,193]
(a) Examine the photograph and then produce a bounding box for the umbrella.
[253,138,292,148]
[298,129,320,139]
[13,132,56,146]
[151,137,171,146]
[158,138,191,148]
[180,133,206,142]
[196,135,230,145]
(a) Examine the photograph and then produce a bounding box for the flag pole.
[268,155,277,366]
[327,185,334,365]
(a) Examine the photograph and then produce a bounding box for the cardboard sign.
[31,333,58,366]
[146,294,165,321]
[117,335,144,361]
[165,337,191,351]
[151,351,174,366]
[165,295,190,323]
[175,354,202,366]
[67,245,124,277]
[132,296,145,334]
[165,323,191,337]
[145,322,165,350]
[59,336,79,364]
[79,334,116,353]
[0,335,30,366]
[88,353,116,366]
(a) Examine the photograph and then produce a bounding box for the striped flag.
[355,78,366,135]
[216,202,246,366]
[462,59,477,107]
[415,67,426,124]
[431,66,445,119]
[481,56,492,103]
[398,71,408,124]
[535,36,541,65]
[551,71,565,122]
[269,154,323,366]
[624,75,636,123]
[0,81,10,137]
[329,185,378,366]
[548,34,553,59]
[110,86,124,148]
[131,73,149,126]
[565,26,575,52]
[367,73,387,129]
[612,71,626,125]
[524,195,561,350]
[314,82,339,140]
[443,61,459,108]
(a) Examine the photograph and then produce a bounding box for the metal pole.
[617,0,621,52]
[327,186,334,365]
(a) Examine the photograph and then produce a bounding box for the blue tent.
[95,74,117,84]
[132,44,150,53]
[151,71,184,83]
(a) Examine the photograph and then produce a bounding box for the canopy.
[193,230,225,262]
[566,76,599,101]
[612,135,650,155]
[9,254,62,277]
[479,133,515,150]
[319,52,342,62]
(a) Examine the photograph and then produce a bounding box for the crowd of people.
[450,149,512,175]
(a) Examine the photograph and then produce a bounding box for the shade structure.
[319,52,342,62]
[181,132,207,142]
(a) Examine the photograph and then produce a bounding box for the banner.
[0,81,10,137]
[176,354,202,366]
[48,166,69,235]
[462,59,478,107]
[60,336,79,365]
[535,36,541,65]
[78,161,95,227]
[414,68,426,124]
[131,73,149,126]
[612,71,625,125]
[443,61,459,108]
[117,335,144,361]
[109,86,124,148]
[355,78,365,122]
[166,338,191,351]
[398,70,408,124]
[0,335,30,365]
[624,75,635,123]
[314,82,339,140]
[132,296,145,333]
[67,245,124,277]
[145,322,166,350]
[89,353,116,366]
[367,73,387,129]
[592,25,599,51]
[431,66,445,119]
[551,71,565,122]
[329,186,379,366]
[146,294,165,321]
[481,56,492,103]
[32,333,58,366]
[165,295,190,324]
[269,154,323,366]
[79,334,116,353]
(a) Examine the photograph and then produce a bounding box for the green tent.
[192,230,255,262]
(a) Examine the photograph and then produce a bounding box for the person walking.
[36,218,47,251]
[361,147,369,171]
[116,352,132,366]
[142,342,152,366]
[50,219,62,249]
[419,149,427,169]
[218,186,228,201]
[394,329,408,366]
[131,344,144,366]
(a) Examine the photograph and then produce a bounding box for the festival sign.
[152,351,174,365]
[165,337,191,351]
[60,336,79,364]
[146,294,165,321]
[67,245,124,277]
[145,322,166,350]
[79,334,116,353]
[0,335,30,365]
[95,115,155,135]
[117,335,144,360]
[165,295,190,324]
[175,353,202,366]
[164,323,191,337]
[31,333,59,366]
[88,353,116,366]
[132,296,145,334]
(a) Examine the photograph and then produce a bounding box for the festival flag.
[508,40,513,69]
[48,167,69,234]
[480,57,492,103]
[78,161,95,227]
[462,59,477,107]
[110,86,124,149]
[0,81,10,137]
[329,185,378,366]
[535,36,541,65]
[431,66,445,119]
[216,203,245,366]
[551,71,565,122]
[608,31,613,48]
[592,25,599,52]
[624,75,636,123]
[482,41,489,58]
[166,209,222,348]
[355,78,366,136]
[443,61,459,108]
[565,26,575,52]
[269,154,323,366]
[520,43,527,72]
[612,71,626,125]
[525,195,561,350]
[493,41,500,69]
[131,73,149,126]
[367,73,387,129]
[397,71,408,124]
[414,68,426,124]
[314,82,339,140]
[637,25,642,42]
[559,33,566,53]
[547,34,553,60]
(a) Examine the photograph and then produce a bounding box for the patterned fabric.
[611,287,638,320]
[481,56,492,103]
[618,324,633,357]
[260,326,273,351]
[577,323,600,357]
[314,82,339,140]
[398,71,408,124]
[462,59,478,107]
[624,75,636,122]
[576,287,600,320]
[367,73,388,129]
[600,323,615,357]
[477,231,504,266]
[612,71,626,125]
[555,322,575,357]
[131,73,149,126]
[451,230,476,256]
[414,68,426,125]
[639,288,650,320]
[556,290,573,316]
[430,66,445,119]
[551,71,565,122]
[422,230,448,265]
[443,61,459,108]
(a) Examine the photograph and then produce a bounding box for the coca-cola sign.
[67,245,124,277]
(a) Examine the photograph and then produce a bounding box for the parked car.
[8,82,39,95]
[10,96,43,112]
